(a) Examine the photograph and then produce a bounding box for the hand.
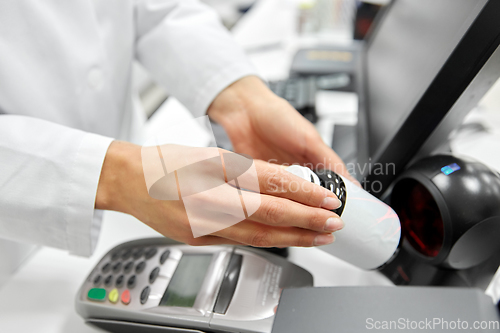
[207,76,359,185]
[95,141,344,247]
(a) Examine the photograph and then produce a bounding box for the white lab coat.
[0,0,257,256]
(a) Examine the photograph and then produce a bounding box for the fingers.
[255,161,342,210]
[309,141,361,187]
[214,220,336,248]
[249,194,344,233]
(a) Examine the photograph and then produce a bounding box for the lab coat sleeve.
[0,115,113,256]
[134,0,259,117]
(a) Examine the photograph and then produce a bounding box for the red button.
[121,289,131,305]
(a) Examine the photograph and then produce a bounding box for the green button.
[87,288,106,302]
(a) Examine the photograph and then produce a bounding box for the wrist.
[95,141,146,216]
[207,76,275,128]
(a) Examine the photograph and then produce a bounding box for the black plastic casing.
[390,155,500,270]
[314,169,347,217]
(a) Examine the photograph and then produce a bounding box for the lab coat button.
[87,68,104,90]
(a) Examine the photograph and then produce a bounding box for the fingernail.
[314,233,335,246]
[321,197,342,210]
[324,217,344,232]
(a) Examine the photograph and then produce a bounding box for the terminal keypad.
[86,246,167,307]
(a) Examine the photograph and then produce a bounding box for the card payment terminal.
[76,238,313,333]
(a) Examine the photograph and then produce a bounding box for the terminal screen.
[160,254,213,308]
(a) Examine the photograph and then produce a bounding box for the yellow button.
[108,288,119,304]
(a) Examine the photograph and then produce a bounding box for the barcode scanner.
[391,155,500,270]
